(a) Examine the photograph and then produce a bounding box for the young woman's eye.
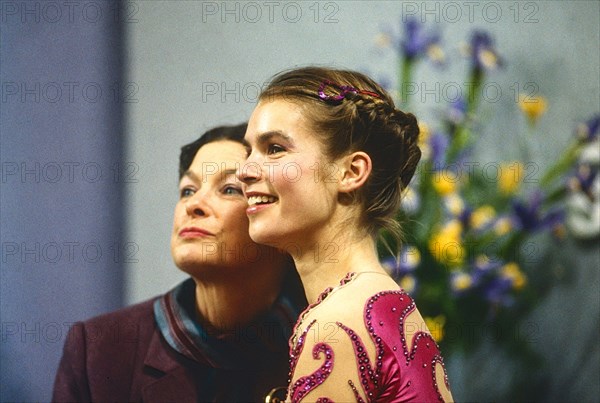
[180,187,195,198]
[267,143,285,155]
[222,185,243,196]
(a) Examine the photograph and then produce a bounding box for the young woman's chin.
[249,224,287,250]
[248,229,276,248]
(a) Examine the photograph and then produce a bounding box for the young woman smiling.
[240,67,453,402]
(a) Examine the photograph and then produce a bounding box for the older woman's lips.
[179,227,214,238]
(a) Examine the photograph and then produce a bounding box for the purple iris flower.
[483,277,515,307]
[401,18,441,61]
[452,257,525,308]
[446,98,467,126]
[511,191,565,232]
[469,30,502,71]
[458,206,473,229]
[576,115,600,143]
[430,132,449,168]
[469,258,499,284]
[465,257,515,307]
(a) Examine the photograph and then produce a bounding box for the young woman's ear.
[338,151,372,193]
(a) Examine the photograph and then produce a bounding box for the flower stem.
[540,142,581,187]
[467,68,483,115]
[446,68,483,162]
[400,57,414,107]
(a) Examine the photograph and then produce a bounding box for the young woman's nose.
[237,160,263,184]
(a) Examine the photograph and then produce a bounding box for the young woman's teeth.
[248,195,277,206]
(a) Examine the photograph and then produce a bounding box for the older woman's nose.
[184,190,209,217]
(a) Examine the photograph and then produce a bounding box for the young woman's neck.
[290,230,387,304]
[192,262,284,333]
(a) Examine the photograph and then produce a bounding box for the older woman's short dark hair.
[178,123,247,179]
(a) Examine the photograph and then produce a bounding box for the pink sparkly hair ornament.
[317,79,381,103]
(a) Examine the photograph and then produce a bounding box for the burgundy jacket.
[52,278,304,402]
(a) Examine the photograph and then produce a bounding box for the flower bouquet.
[375,18,600,362]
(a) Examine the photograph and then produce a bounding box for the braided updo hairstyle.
[259,66,421,242]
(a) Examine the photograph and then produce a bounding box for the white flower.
[567,140,600,239]
[567,177,600,239]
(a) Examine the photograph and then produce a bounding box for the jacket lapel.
[138,330,198,402]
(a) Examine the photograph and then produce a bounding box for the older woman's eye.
[180,187,195,198]
[267,144,286,155]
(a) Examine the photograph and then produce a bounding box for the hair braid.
[343,93,421,236]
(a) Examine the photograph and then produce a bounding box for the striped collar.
[154,277,301,370]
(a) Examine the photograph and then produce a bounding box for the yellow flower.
[427,44,445,64]
[470,205,496,230]
[494,217,513,236]
[429,220,465,266]
[498,162,524,195]
[444,193,465,216]
[418,122,431,160]
[432,170,459,195]
[501,262,527,290]
[451,272,473,291]
[518,94,548,126]
[480,49,500,70]
[403,246,421,268]
[418,122,430,144]
[400,275,417,294]
[424,315,446,342]
[475,254,492,268]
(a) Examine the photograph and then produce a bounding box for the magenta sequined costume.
[287,273,452,402]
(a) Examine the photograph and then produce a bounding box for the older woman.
[52,124,305,402]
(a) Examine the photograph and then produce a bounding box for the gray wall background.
[1,0,598,401]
